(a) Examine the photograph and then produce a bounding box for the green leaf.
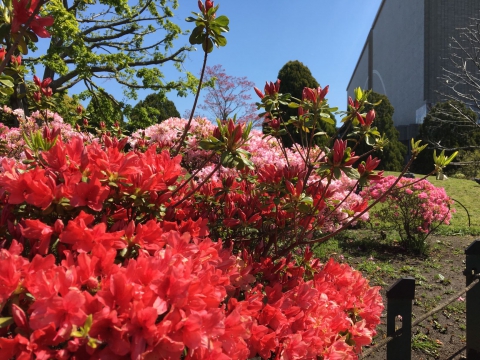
[0,317,13,329]
[213,15,229,27]
[354,87,363,101]
[313,131,327,138]
[445,151,458,164]
[333,167,342,180]
[365,134,375,146]
[16,35,28,54]
[0,74,14,87]
[288,102,300,108]
[320,116,335,125]
[342,167,360,179]
[214,34,227,47]
[189,26,205,45]
[220,152,233,167]
[199,139,220,150]
[0,86,14,96]
[25,30,38,43]
[202,37,214,53]
[300,196,313,205]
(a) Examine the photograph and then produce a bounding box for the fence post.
[386,277,415,360]
[465,240,480,360]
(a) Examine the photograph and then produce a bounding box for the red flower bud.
[213,126,221,139]
[34,75,42,87]
[356,112,365,125]
[118,137,129,150]
[319,85,329,101]
[43,126,51,140]
[41,87,53,97]
[76,105,83,115]
[285,180,295,195]
[264,80,280,96]
[41,78,52,88]
[52,127,61,139]
[254,86,264,99]
[198,0,205,13]
[302,87,316,102]
[24,148,34,160]
[100,121,106,129]
[125,220,135,239]
[227,119,235,135]
[54,219,64,233]
[10,55,21,66]
[224,176,235,188]
[33,91,42,102]
[205,0,214,11]
[103,135,112,147]
[0,47,5,61]
[11,304,27,329]
[270,118,280,130]
[83,118,88,126]
[365,109,375,126]
[274,79,281,93]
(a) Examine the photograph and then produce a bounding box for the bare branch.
[83,26,137,43]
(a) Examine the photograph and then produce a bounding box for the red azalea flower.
[12,0,54,38]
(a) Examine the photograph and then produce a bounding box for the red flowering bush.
[0,135,383,359]
[362,175,454,253]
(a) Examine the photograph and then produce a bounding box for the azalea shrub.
[0,132,383,359]
[0,0,456,358]
[362,175,454,253]
[129,117,370,254]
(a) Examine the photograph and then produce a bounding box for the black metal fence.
[362,240,480,359]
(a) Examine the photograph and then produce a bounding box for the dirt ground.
[335,234,477,359]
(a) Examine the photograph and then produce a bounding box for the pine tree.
[127,93,180,133]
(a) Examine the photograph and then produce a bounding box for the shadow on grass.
[314,229,429,262]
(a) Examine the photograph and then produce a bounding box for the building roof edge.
[346,0,387,92]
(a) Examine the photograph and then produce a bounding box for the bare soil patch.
[316,233,476,359]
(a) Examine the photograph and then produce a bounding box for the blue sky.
[36,1,384,123]
[163,0,383,122]
[165,0,384,122]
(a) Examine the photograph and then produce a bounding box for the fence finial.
[386,277,415,360]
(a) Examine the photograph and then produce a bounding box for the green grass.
[411,333,441,357]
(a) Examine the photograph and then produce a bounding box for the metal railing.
[361,239,480,360]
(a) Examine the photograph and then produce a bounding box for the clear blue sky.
[35,1,384,123]
[162,0,384,122]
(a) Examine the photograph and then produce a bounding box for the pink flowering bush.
[0,106,90,163]
[362,175,454,253]
[130,117,369,244]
